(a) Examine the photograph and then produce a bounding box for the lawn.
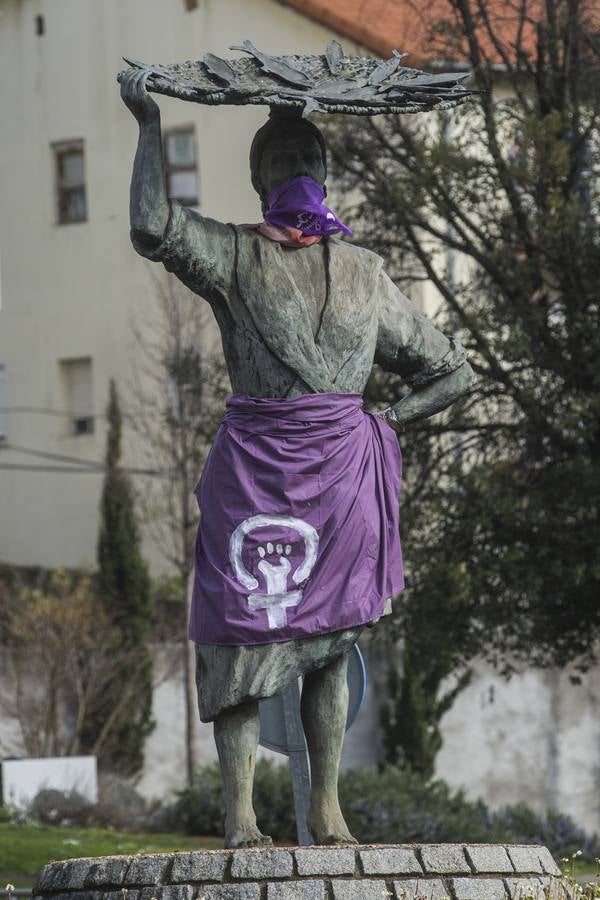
[0,824,222,889]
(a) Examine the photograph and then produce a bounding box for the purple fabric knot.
[265,176,352,238]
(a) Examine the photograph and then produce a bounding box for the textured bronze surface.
[118,39,474,117]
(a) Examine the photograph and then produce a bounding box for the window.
[0,365,7,443]
[54,140,87,224]
[164,128,199,206]
[60,358,94,436]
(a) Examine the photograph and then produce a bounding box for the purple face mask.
[265,176,352,238]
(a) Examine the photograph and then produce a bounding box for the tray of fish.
[117,39,474,117]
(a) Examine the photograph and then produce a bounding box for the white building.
[0,0,368,572]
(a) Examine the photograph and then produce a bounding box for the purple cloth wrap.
[265,176,352,237]
[189,392,404,646]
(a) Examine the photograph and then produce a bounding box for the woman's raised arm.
[120,68,169,251]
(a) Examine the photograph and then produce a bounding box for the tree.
[84,379,154,775]
[327,0,600,769]
[2,569,155,761]
[129,273,229,785]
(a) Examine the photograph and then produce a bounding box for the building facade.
[0,0,363,572]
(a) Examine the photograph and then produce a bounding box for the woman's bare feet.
[307,799,357,845]
[225,821,273,849]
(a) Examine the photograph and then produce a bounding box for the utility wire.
[3,442,104,470]
[0,462,164,476]
[0,405,103,419]
[0,406,169,422]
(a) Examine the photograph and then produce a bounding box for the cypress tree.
[84,379,154,774]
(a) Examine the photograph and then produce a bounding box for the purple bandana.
[265,176,352,238]
[189,392,403,646]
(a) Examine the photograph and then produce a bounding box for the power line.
[3,442,104,470]
[0,406,174,422]
[1,444,168,477]
[0,463,164,476]
[0,405,103,419]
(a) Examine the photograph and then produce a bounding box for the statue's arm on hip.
[374,270,476,432]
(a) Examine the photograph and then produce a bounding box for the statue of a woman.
[121,67,475,848]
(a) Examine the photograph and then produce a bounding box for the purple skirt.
[189,392,404,646]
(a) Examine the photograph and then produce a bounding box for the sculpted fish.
[203,53,240,88]
[230,39,311,89]
[325,40,345,75]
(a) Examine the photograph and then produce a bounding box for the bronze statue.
[120,61,474,849]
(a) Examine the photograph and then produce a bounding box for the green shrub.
[252,759,296,841]
[173,763,224,836]
[173,762,600,861]
[339,766,492,845]
[173,760,297,840]
[490,804,600,863]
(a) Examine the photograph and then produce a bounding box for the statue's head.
[250,108,327,214]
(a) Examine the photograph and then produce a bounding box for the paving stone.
[85,858,132,888]
[506,877,573,900]
[506,848,544,875]
[46,894,103,900]
[171,852,229,883]
[231,849,293,879]
[40,859,95,890]
[266,882,326,900]
[451,877,507,899]
[105,891,140,900]
[504,877,546,899]
[198,886,261,900]
[466,846,514,874]
[361,848,423,875]
[140,887,195,900]
[393,877,449,899]
[330,879,389,899]
[125,855,172,885]
[536,847,561,877]
[419,846,471,875]
[538,876,575,899]
[294,848,356,876]
[33,894,79,900]
[37,863,68,892]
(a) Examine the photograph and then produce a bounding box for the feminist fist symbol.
[229,516,319,629]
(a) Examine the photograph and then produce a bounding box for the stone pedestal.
[34,843,570,899]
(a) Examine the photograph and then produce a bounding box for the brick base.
[33,844,572,900]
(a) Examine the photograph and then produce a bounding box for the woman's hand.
[374,408,404,434]
[120,68,160,126]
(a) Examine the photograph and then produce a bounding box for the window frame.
[163,126,199,207]
[59,356,95,437]
[53,140,87,225]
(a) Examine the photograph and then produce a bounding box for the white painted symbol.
[296,211,321,232]
[229,515,319,629]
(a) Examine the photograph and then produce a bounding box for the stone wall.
[34,845,569,900]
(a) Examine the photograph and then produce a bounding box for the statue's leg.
[213,700,273,849]
[301,651,357,844]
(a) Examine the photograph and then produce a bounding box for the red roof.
[278,0,432,59]
[277,0,541,66]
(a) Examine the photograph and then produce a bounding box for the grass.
[0,823,222,888]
